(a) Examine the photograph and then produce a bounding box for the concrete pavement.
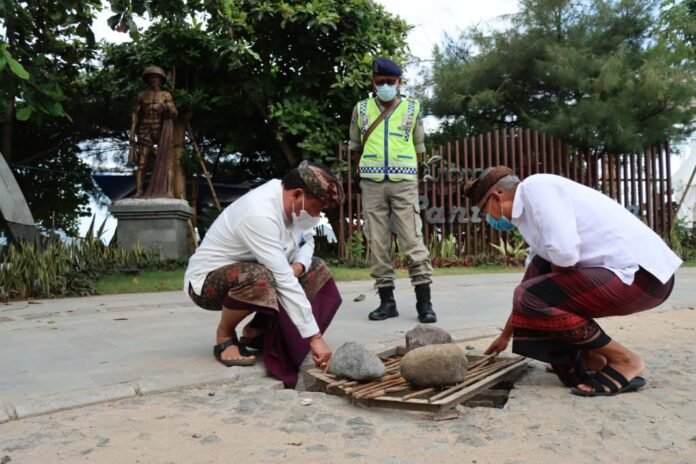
[1,268,694,422]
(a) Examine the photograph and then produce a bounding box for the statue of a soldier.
[129,66,178,197]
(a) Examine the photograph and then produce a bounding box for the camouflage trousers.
[360,179,433,288]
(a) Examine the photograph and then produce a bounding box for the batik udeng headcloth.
[297,161,345,208]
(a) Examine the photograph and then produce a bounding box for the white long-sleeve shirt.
[511,174,682,285]
[183,179,318,338]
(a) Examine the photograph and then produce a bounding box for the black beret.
[372,58,402,77]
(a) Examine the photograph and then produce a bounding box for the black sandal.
[570,365,646,397]
[213,337,256,367]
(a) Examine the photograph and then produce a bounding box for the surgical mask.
[292,195,321,230]
[485,197,515,232]
[486,214,515,232]
[375,83,397,102]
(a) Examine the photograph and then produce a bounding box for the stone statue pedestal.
[110,198,194,260]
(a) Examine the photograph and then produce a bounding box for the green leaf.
[15,107,33,121]
[1,51,30,80]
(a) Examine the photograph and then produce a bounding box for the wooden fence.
[337,128,673,259]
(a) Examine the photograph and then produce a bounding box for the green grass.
[94,258,696,296]
[328,264,522,281]
[94,264,523,295]
[96,269,186,295]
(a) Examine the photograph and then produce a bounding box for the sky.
[375,0,518,60]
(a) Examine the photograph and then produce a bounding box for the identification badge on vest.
[398,114,413,134]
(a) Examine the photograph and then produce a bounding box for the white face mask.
[375,83,397,102]
[292,195,321,230]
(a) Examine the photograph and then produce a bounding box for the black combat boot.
[368,286,399,321]
[415,284,437,323]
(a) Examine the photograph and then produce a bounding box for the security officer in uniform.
[348,58,437,323]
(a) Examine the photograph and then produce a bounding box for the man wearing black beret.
[348,57,437,323]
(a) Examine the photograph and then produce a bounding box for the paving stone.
[455,433,487,447]
[317,422,339,433]
[235,398,262,414]
[307,444,329,453]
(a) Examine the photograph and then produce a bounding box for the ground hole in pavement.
[462,381,515,409]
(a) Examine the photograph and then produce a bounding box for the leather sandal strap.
[601,365,629,388]
[583,375,605,391]
[215,337,252,357]
[594,373,619,393]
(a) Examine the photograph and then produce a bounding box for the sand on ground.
[1,308,695,464]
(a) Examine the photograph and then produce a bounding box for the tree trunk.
[2,100,13,161]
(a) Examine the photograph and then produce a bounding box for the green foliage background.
[422,0,696,154]
[0,0,695,240]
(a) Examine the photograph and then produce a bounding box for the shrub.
[0,235,164,301]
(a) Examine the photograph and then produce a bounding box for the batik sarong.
[189,257,341,388]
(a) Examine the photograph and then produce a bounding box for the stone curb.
[0,402,14,424]
[4,366,270,422]
[135,365,264,395]
[13,384,137,420]
[2,327,500,422]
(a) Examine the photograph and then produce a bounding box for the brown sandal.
[213,337,256,367]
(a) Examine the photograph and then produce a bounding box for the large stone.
[0,150,38,244]
[400,344,469,388]
[330,342,386,381]
[405,324,453,352]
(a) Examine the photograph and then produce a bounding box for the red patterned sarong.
[511,256,674,385]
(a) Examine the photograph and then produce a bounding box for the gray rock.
[96,437,110,447]
[329,342,385,381]
[405,324,453,352]
[202,434,220,444]
[400,344,469,388]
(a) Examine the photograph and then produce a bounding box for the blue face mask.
[375,83,397,102]
[486,214,515,232]
[484,197,515,232]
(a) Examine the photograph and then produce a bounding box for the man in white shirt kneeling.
[184,161,344,388]
[464,166,681,397]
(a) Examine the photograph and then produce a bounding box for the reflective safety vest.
[357,97,420,182]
